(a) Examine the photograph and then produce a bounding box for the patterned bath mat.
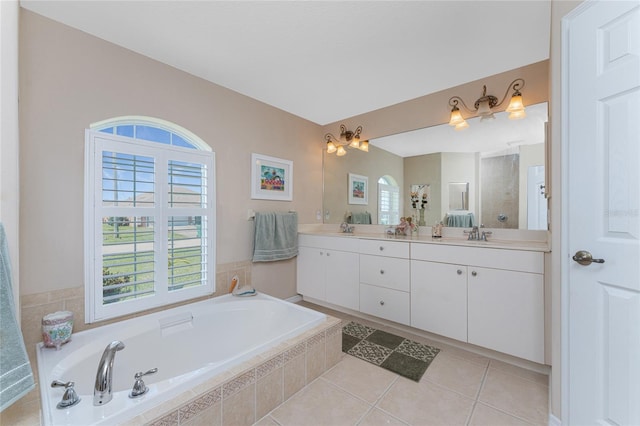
[342,321,440,382]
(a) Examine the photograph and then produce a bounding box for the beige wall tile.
[283,354,306,400]
[305,335,326,383]
[181,402,221,426]
[256,368,283,420]
[221,384,255,426]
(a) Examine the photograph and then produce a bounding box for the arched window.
[378,175,400,225]
[85,117,215,322]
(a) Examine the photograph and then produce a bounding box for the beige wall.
[321,60,549,143]
[18,10,324,298]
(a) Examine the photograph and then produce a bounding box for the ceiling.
[20,1,551,126]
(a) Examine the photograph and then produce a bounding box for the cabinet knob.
[471,271,478,277]
[379,246,384,251]
[319,251,323,256]
[457,269,463,275]
[379,300,385,306]
[380,270,385,275]
[326,252,330,257]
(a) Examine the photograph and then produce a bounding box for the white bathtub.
[37,293,326,426]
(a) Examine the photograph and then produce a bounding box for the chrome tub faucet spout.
[94,340,125,406]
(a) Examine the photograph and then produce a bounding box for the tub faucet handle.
[51,380,81,409]
[129,368,158,398]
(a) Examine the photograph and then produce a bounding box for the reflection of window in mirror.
[378,176,400,225]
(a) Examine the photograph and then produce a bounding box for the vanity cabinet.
[359,240,410,325]
[296,235,359,310]
[410,243,544,363]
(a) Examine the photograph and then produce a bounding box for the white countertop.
[298,224,550,252]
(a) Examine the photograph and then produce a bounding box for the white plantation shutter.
[378,182,400,225]
[85,129,215,322]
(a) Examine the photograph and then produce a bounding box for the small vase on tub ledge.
[42,311,74,350]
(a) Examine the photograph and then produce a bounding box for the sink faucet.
[464,226,480,240]
[94,340,125,406]
[340,222,354,233]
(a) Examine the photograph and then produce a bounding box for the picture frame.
[251,153,293,201]
[348,173,368,205]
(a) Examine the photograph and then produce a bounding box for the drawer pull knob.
[379,246,384,251]
[457,269,463,275]
[471,271,478,277]
[326,252,330,257]
[379,300,385,306]
[380,270,385,275]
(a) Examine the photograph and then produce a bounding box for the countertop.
[298,226,550,252]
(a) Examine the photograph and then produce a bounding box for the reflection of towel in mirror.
[446,212,475,227]
[0,223,35,411]
[348,212,372,224]
[252,212,298,262]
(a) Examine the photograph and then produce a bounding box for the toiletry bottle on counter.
[432,221,443,238]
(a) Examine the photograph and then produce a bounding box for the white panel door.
[527,165,547,230]
[325,250,359,310]
[565,1,640,424]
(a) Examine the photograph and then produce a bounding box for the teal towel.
[0,224,35,412]
[446,212,475,228]
[349,212,371,225]
[252,212,298,262]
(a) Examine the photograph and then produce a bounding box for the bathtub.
[37,292,328,426]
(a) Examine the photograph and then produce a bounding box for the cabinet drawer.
[360,283,410,325]
[360,255,410,292]
[298,234,359,252]
[359,239,409,258]
[410,243,544,274]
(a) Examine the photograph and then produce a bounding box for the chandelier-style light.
[448,78,526,130]
[325,124,369,156]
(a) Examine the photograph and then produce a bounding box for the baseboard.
[286,294,303,303]
[549,413,561,426]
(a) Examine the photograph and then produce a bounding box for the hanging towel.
[446,212,476,228]
[252,212,298,262]
[350,212,372,224]
[0,224,35,412]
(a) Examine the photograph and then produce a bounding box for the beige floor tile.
[377,377,474,426]
[254,415,280,426]
[479,368,548,425]
[422,351,488,398]
[270,377,370,426]
[357,408,408,426]
[468,402,534,426]
[323,355,398,403]
[488,359,549,386]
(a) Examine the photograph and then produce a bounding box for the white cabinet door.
[411,260,467,342]
[467,267,544,363]
[360,255,410,292]
[326,250,359,311]
[296,246,325,301]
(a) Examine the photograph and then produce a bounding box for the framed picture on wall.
[251,153,293,201]
[348,173,368,205]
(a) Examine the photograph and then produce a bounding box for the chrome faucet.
[340,222,354,233]
[94,340,125,406]
[464,226,480,240]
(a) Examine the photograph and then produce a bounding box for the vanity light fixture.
[447,78,526,130]
[325,124,368,156]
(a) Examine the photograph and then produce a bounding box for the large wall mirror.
[323,102,549,230]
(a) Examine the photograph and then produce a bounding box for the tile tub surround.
[143,317,343,426]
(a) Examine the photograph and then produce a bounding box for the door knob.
[572,250,605,266]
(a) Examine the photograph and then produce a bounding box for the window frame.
[84,129,216,323]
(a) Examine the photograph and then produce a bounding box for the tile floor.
[255,301,549,426]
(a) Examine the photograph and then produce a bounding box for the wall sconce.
[448,78,526,130]
[325,124,369,156]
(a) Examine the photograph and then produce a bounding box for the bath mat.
[342,321,440,382]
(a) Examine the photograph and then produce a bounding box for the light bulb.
[336,145,347,156]
[326,141,337,154]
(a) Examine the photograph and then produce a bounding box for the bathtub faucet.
[94,340,125,406]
